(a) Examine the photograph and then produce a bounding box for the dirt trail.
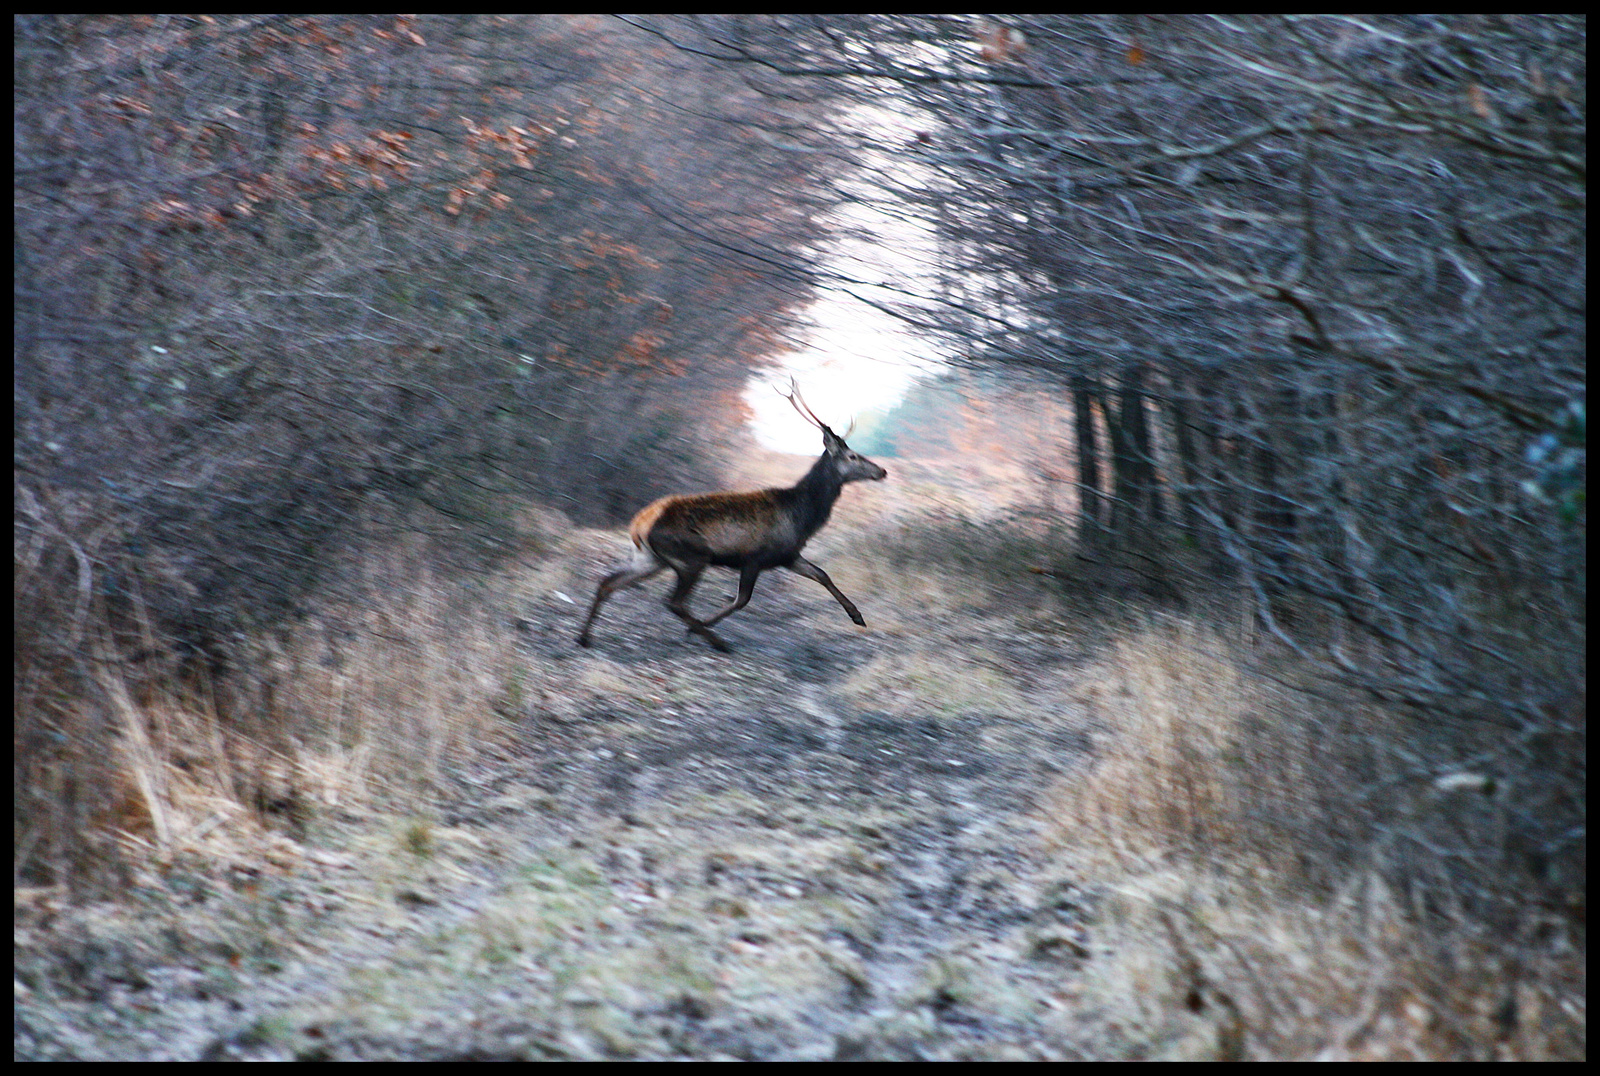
[17,462,1106,1061]
[443,570,1097,1060]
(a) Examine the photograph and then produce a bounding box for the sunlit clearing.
[746,309,939,452]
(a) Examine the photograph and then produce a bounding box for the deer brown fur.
[577,384,887,653]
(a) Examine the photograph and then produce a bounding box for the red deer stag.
[577,382,887,653]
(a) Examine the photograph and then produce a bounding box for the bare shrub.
[1046,616,1584,1059]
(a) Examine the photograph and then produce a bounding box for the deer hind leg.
[788,556,865,625]
[664,562,733,652]
[577,549,664,646]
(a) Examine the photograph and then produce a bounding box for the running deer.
[577,383,887,653]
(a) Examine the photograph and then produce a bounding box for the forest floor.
[18,450,1150,1061]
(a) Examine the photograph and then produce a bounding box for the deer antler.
[778,377,828,431]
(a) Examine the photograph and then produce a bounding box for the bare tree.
[645,14,1585,924]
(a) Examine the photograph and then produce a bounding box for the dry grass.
[1044,615,1585,1060]
[267,566,511,806]
[14,528,534,895]
[838,648,1028,721]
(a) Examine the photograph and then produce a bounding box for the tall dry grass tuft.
[270,552,516,808]
[15,532,525,895]
[1047,615,1584,1060]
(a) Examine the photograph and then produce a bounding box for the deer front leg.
[697,563,763,629]
[788,556,865,625]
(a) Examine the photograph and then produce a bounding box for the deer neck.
[780,453,846,541]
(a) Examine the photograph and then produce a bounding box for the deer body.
[577,390,886,653]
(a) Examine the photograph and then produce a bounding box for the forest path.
[270,491,1106,1060]
[19,459,1108,1061]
